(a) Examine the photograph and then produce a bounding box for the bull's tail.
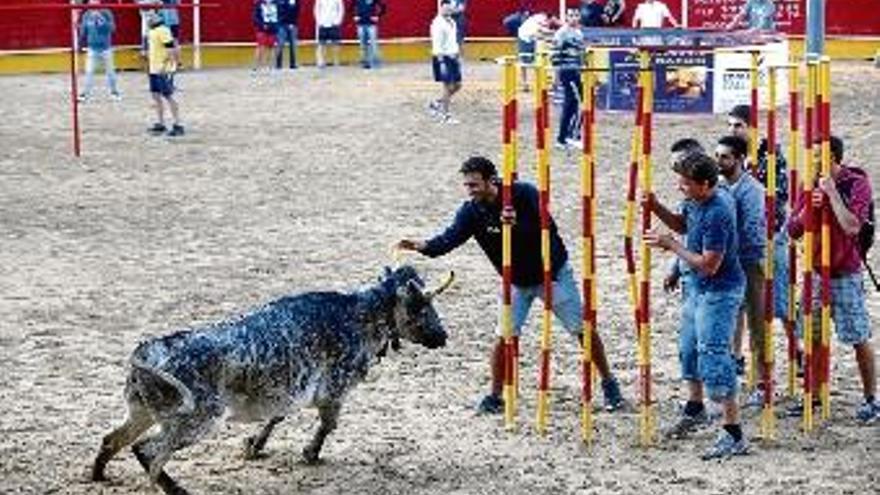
[129,357,196,416]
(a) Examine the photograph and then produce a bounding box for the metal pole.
[806,0,825,56]
[193,0,201,69]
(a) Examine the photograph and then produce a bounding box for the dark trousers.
[275,24,298,68]
[557,68,583,144]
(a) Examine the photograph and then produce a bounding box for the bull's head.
[385,265,452,350]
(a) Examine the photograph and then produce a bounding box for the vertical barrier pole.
[761,67,778,440]
[580,51,595,443]
[802,59,817,432]
[786,61,800,399]
[501,58,518,430]
[818,56,832,422]
[536,55,553,435]
[638,49,655,447]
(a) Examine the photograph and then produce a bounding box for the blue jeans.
[679,274,700,381]
[82,47,119,96]
[693,287,744,401]
[357,24,380,68]
[772,230,790,319]
[275,24,298,68]
[496,262,583,337]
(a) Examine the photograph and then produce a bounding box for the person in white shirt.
[428,0,462,123]
[314,0,344,67]
[632,0,679,28]
[516,12,554,91]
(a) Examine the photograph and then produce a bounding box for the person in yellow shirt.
[146,12,183,136]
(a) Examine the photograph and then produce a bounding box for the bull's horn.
[426,271,455,299]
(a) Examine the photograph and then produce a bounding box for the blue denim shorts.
[694,286,744,401]
[496,262,583,337]
[797,272,871,345]
[679,275,699,381]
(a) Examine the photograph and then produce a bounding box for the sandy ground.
[0,60,878,495]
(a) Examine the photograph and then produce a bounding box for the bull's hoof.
[301,447,322,465]
[242,437,267,460]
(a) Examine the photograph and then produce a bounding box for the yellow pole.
[638,49,655,446]
[786,61,800,399]
[501,57,518,431]
[760,66,778,441]
[802,59,817,433]
[818,56,832,422]
[535,54,553,435]
[580,50,595,443]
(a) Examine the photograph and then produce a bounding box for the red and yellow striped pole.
[760,66,778,440]
[580,50,596,443]
[638,49,655,446]
[624,61,643,340]
[749,50,760,176]
[535,54,554,435]
[818,55,832,421]
[746,49,761,391]
[801,58,818,432]
[501,57,518,430]
[786,61,800,399]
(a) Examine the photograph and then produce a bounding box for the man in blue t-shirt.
[645,152,747,460]
[716,134,770,407]
[396,156,625,415]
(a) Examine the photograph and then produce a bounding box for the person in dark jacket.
[396,156,625,415]
[354,0,386,68]
[275,0,300,69]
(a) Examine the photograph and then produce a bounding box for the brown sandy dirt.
[1,60,878,495]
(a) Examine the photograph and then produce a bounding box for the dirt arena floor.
[1,59,878,495]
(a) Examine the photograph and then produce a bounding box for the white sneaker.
[110,92,122,102]
[701,430,749,460]
[440,113,460,125]
[566,138,584,150]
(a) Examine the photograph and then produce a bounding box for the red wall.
[0,0,878,51]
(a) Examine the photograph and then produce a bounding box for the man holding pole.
[645,152,748,459]
[787,136,879,423]
[395,156,625,415]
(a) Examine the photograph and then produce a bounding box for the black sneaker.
[601,377,625,412]
[167,124,185,137]
[735,356,746,376]
[148,123,167,135]
[476,394,503,415]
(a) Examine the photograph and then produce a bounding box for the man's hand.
[811,185,827,209]
[396,239,425,252]
[640,191,656,211]
[500,205,516,225]
[643,229,674,251]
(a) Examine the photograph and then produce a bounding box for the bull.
[90,265,453,495]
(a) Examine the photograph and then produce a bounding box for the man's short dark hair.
[728,104,751,124]
[672,152,719,187]
[440,0,452,5]
[717,135,748,158]
[460,156,498,180]
[812,135,844,164]
[670,138,704,155]
[830,135,844,163]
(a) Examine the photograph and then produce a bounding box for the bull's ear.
[382,266,393,281]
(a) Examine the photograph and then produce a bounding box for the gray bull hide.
[91,265,452,495]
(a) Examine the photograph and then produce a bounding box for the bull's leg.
[92,400,154,482]
[302,400,341,464]
[242,415,285,460]
[131,413,216,495]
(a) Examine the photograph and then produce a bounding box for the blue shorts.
[679,274,699,381]
[432,56,462,84]
[496,262,583,337]
[517,39,536,65]
[317,26,341,44]
[797,272,871,345]
[689,286,744,400]
[148,73,175,97]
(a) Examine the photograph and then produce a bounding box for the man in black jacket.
[396,156,625,414]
